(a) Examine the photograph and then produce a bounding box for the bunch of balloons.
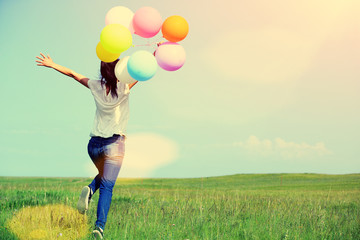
[96,6,189,83]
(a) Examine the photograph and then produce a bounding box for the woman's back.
[88,80,130,138]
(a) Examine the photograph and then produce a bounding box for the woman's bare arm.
[36,53,89,88]
[129,81,138,90]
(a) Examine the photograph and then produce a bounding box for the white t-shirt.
[88,80,130,138]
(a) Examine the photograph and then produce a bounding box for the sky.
[0,0,359,178]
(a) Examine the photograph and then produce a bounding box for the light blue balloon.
[127,50,158,81]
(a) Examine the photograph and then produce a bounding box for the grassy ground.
[1,173,359,239]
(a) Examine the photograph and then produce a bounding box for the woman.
[36,53,137,239]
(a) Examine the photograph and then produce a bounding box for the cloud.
[85,133,179,178]
[234,135,332,159]
[122,133,179,177]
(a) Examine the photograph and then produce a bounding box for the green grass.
[1,173,359,239]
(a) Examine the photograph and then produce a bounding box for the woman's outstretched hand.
[36,53,54,68]
[35,52,89,88]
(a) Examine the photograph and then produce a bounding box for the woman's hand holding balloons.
[157,41,164,47]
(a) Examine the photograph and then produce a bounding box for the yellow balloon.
[100,24,132,53]
[96,42,120,62]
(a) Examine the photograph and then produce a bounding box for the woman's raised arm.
[36,53,89,88]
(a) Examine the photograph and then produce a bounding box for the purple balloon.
[155,42,186,71]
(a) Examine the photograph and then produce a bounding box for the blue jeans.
[87,134,125,230]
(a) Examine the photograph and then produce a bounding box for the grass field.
[1,173,359,239]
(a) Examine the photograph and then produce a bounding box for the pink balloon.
[155,42,186,71]
[133,7,162,38]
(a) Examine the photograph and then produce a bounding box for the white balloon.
[105,6,135,34]
[115,56,137,84]
[155,42,186,71]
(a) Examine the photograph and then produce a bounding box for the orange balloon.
[162,15,189,42]
[96,42,120,63]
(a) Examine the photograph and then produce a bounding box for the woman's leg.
[78,138,101,214]
[87,138,104,195]
[88,174,101,195]
[95,162,121,229]
[95,136,125,230]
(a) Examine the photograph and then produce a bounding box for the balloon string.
[132,36,165,47]
[133,43,154,47]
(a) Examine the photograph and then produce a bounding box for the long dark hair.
[100,59,119,98]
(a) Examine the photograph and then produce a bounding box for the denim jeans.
[87,134,125,230]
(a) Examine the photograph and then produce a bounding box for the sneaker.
[77,186,92,214]
[92,226,104,239]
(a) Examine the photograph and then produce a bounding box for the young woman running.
[36,53,137,239]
